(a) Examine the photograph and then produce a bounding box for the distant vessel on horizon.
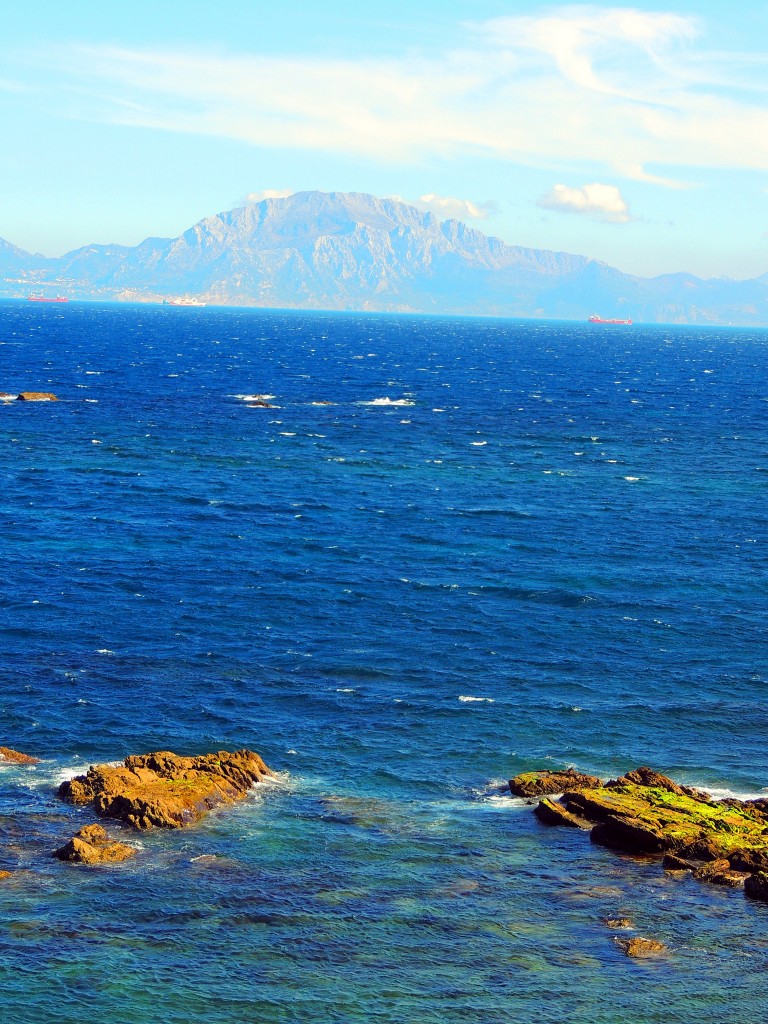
[588,314,632,324]
[27,294,69,303]
[165,297,207,307]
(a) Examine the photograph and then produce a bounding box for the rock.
[728,848,768,873]
[617,936,667,958]
[663,853,698,871]
[0,393,17,402]
[608,766,709,801]
[519,765,768,909]
[53,823,136,864]
[604,917,634,929]
[745,872,768,903]
[16,392,58,402]
[245,400,274,408]
[0,747,40,765]
[591,814,666,855]
[692,859,749,887]
[57,749,272,829]
[0,870,12,881]
[509,768,604,798]
[534,797,593,829]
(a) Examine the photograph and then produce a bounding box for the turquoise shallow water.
[1,301,767,1022]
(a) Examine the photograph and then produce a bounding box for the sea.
[0,300,766,1023]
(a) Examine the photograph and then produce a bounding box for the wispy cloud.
[538,182,634,223]
[23,6,768,181]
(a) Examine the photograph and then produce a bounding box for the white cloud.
[538,182,634,223]
[245,189,294,203]
[391,193,494,220]
[24,7,768,181]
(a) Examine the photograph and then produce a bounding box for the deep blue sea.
[1,301,767,1023]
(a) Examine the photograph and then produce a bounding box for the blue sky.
[3,1,768,278]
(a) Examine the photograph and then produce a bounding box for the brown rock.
[609,766,709,801]
[617,936,667,958]
[604,917,634,929]
[0,747,40,765]
[745,872,768,903]
[728,848,768,873]
[534,797,593,828]
[663,853,698,871]
[509,768,603,798]
[0,870,12,880]
[16,392,58,402]
[57,749,272,829]
[591,814,667,855]
[53,824,136,864]
[692,859,749,887]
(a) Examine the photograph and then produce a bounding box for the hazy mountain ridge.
[3,190,768,324]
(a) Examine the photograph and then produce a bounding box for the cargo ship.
[27,294,69,303]
[588,315,632,324]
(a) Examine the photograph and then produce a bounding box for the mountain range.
[3,190,768,325]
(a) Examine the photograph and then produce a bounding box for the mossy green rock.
[532,765,768,903]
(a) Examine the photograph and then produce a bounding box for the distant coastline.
[2,191,767,326]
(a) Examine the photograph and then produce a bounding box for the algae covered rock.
[509,768,603,798]
[57,749,271,829]
[53,824,136,865]
[523,764,768,904]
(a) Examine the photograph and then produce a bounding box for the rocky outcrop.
[16,392,58,401]
[57,749,271,829]
[53,824,136,864]
[0,747,40,764]
[509,768,603,798]
[528,765,768,904]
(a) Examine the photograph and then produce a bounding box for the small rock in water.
[16,392,58,402]
[53,824,136,865]
[617,936,667,958]
[604,917,634,929]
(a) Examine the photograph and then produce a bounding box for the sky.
[3,0,768,279]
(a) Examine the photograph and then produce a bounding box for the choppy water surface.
[1,301,767,1022]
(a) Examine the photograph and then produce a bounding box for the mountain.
[2,190,768,324]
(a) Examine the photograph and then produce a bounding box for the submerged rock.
[509,768,603,798]
[0,747,40,765]
[57,749,272,829]
[53,824,136,865]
